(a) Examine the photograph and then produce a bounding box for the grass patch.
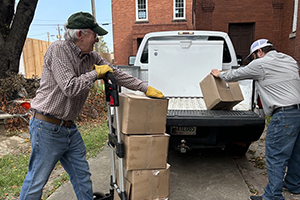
[0,122,109,199]
[0,154,29,199]
[80,122,109,159]
[46,172,70,197]
[265,115,271,126]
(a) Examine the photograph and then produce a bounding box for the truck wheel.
[226,143,251,156]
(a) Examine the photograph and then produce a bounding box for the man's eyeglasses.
[86,31,98,40]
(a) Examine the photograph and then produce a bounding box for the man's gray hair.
[64,23,88,42]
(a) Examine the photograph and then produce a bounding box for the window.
[208,36,232,63]
[292,0,299,32]
[139,35,231,64]
[136,0,148,21]
[174,0,186,20]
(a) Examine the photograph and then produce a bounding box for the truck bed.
[166,97,265,152]
[167,109,263,127]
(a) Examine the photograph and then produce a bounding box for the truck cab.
[117,31,265,155]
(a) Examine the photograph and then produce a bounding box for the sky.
[22,0,114,52]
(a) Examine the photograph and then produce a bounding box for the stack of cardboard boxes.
[114,93,170,200]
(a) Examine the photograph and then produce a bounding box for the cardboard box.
[114,165,170,200]
[200,74,244,110]
[122,133,169,170]
[114,93,168,134]
[127,164,170,200]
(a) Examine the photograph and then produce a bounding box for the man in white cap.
[211,39,300,200]
[19,11,164,200]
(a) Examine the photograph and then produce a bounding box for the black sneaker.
[249,196,264,200]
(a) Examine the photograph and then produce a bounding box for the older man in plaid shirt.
[19,12,164,200]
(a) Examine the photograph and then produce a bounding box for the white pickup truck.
[117,30,265,155]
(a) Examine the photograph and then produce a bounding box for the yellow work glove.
[92,64,114,79]
[146,86,164,98]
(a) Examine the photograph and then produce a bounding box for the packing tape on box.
[144,103,155,132]
[147,170,170,200]
[148,170,161,199]
[146,137,154,169]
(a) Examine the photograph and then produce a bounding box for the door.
[229,23,254,65]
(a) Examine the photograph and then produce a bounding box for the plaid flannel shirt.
[31,40,147,120]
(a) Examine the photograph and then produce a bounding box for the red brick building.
[112,0,300,65]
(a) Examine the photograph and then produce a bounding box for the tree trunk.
[0,0,38,79]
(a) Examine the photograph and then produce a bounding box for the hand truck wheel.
[93,192,106,200]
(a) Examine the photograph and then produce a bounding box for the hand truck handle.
[104,72,119,106]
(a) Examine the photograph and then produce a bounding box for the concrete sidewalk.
[48,146,251,200]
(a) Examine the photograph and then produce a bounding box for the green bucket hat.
[67,12,108,36]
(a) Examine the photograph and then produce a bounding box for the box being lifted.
[114,93,168,134]
[200,74,244,110]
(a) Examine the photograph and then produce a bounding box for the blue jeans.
[19,115,93,200]
[263,108,300,200]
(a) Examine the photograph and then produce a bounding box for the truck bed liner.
[167,109,265,148]
[167,110,265,127]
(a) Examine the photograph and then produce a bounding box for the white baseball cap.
[246,39,273,60]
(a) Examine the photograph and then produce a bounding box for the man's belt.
[33,112,73,127]
[272,104,300,116]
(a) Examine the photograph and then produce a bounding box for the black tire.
[93,192,106,200]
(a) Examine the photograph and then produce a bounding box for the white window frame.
[173,0,186,20]
[136,0,148,21]
[292,0,299,32]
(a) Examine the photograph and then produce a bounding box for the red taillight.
[20,102,31,110]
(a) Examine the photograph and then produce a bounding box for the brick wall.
[280,0,300,61]
[112,0,299,64]
[195,0,299,63]
[196,0,274,43]
[112,0,135,65]
[112,0,194,65]
[296,9,300,62]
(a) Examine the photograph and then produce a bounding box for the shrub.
[0,73,107,132]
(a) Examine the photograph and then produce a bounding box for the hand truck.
[93,72,127,200]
